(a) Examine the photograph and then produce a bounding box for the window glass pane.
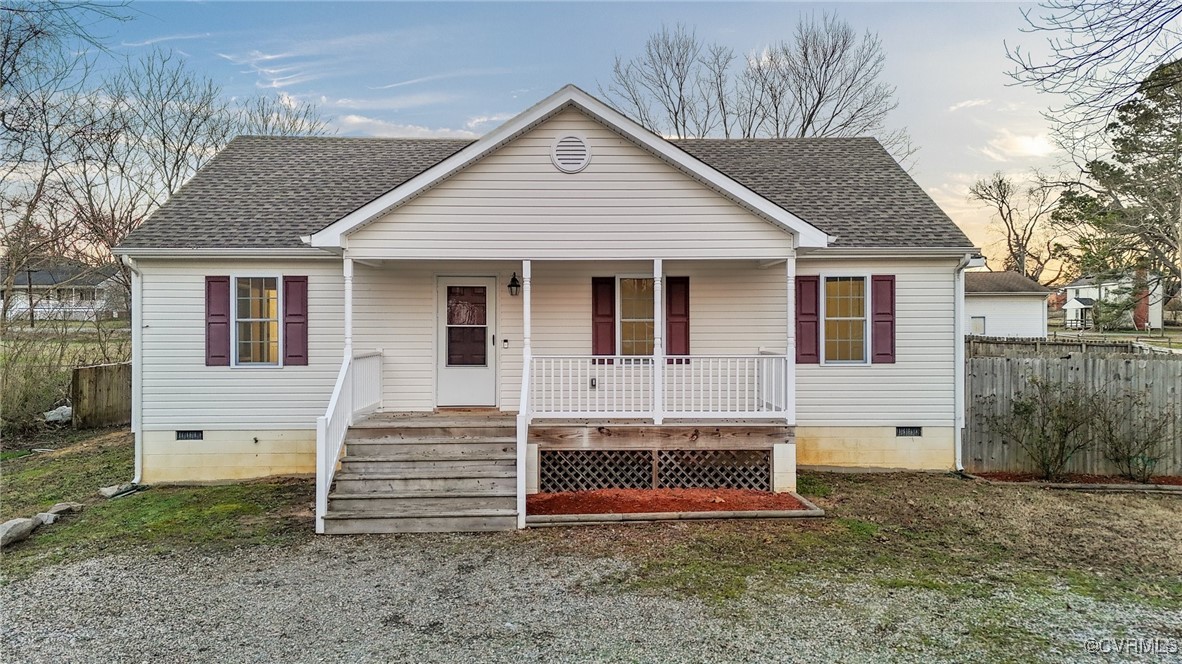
[971,317,986,335]
[447,286,486,325]
[235,277,279,364]
[619,278,654,356]
[824,277,867,362]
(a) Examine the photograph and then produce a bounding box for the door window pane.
[446,286,488,366]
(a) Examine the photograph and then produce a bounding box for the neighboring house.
[1062,273,1164,330]
[964,272,1051,338]
[113,85,981,533]
[1,258,124,322]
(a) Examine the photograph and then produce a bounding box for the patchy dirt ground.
[3,430,1181,662]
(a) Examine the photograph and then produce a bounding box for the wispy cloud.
[465,113,515,130]
[948,98,990,112]
[321,92,459,112]
[369,68,514,90]
[977,129,1056,162]
[335,114,477,139]
[121,32,213,48]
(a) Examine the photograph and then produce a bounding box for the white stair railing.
[315,350,383,534]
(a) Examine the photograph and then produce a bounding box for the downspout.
[121,255,144,485]
[953,253,984,472]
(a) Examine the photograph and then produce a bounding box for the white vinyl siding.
[797,258,959,428]
[964,295,1048,338]
[138,259,343,430]
[349,260,785,413]
[345,108,796,260]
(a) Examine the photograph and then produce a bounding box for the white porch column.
[652,258,665,424]
[343,257,354,356]
[785,255,797,425]
[516,260,532,529]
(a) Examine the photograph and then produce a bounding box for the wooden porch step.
[339,457,515,472]
[347,425,516,440]
[322,510,517,534]
[333,472,515,494]
[345,438,514,456]
[327,492,515,513]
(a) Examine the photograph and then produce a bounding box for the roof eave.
[112,246,339,259]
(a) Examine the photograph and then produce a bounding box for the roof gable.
[309,85,832,249]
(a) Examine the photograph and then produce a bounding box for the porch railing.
[528,354,789,420]
[314,350,383,533]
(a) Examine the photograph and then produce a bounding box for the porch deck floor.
[359,410,792,428]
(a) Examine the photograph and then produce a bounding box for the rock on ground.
[0,518,39,548]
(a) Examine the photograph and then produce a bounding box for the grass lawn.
[1,428,312,579]
[4,427,1180,616]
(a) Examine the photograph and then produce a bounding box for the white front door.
[437,277,497,406]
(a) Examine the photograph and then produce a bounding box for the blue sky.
[106,2,1068,253]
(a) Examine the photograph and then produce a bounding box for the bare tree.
[236,93,333,137]
[969,172,1072,285]
[602,15,915,165]
[1006,0,1182,147]
[0,1,130,94]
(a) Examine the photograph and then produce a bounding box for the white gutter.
[953,253,986,472]
[121,254,144,485]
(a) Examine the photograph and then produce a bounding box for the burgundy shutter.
[591,277,616,359]
[283,276,309,366]
[205,276,231,366]
[666,276,689,362]
[795,276,820,364]
[871,275,896,364]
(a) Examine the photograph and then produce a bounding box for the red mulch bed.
[977,471,1182,486]
[527,488,808,515]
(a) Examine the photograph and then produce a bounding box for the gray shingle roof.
[118,137,471,250]
[119,134,973,251]
[1,257,116,287]
[965,271,1052,294]
[674,138,971,248]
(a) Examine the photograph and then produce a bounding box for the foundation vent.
[551,135,591,173]
[896,426,923,437]
[176,430,204,441]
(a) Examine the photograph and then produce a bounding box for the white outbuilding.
[964,271,1051,338]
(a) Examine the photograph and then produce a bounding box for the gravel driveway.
[4,535,1179,663]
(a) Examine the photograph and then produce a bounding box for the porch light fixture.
[507,273,521,296]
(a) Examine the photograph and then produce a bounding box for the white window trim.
[816,271,873,366]
[230,273,284,369]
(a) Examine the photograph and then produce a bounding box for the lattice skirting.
[539,449,771,493]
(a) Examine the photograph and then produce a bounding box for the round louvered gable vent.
[551,135,591,173]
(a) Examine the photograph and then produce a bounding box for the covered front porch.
[313,256,800,532]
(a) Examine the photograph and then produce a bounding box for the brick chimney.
[1133,269,1150,330]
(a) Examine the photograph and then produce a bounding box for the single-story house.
[1062,273,1164,330]
[1,258,124,322]
[113,85,982,533]
[964,271,1051,338]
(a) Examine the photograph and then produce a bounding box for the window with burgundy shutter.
[795,276,820,364]
[283,276,309,366]
[666,276,689,362]
[205,276,231,366]
[591,277,615,360]
[870,275,896,363]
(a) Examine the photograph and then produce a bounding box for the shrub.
[1094,393,1174,483]
[986,377,1097,480]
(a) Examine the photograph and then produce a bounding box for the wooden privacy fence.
[966,335,1147,357]
[71,362,131,428]
[964,355,1182,476]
